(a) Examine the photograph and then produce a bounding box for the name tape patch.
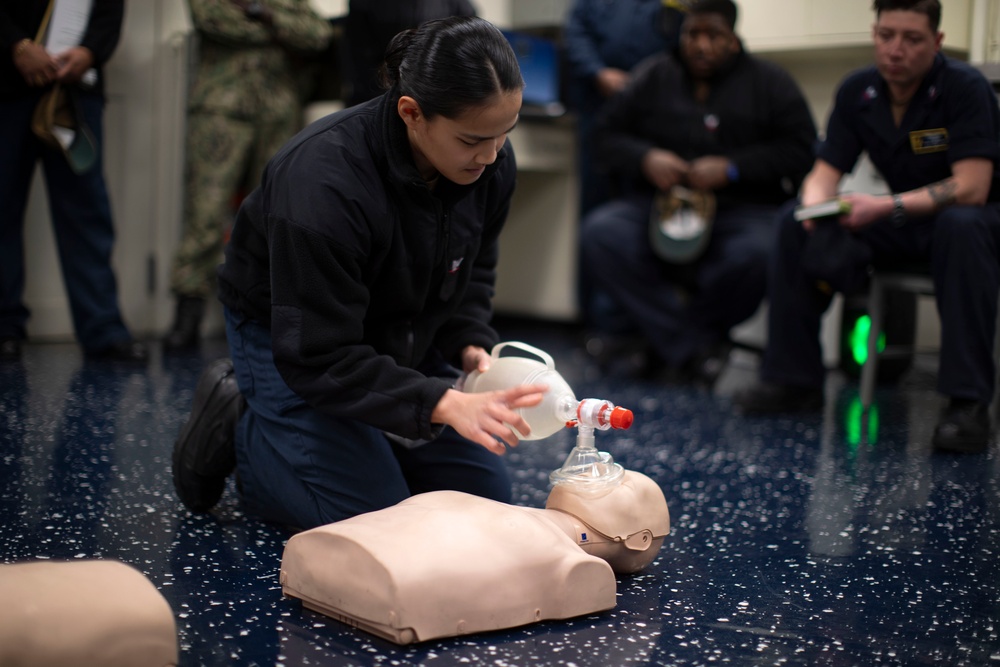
[910,128,949,154]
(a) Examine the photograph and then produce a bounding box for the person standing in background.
[563,0,687,217]
[164,0,332,351]
[342,0,477,108]
[0,0,148,363]
[563,0,688,336]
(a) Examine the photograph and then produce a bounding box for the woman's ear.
[397,95,424,130]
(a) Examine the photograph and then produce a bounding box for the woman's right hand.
[431,385,548,456]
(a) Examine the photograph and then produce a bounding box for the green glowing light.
[846,398,861,447]
[848,314,886,366]
[869,405,879,443]
[845,396,879,447]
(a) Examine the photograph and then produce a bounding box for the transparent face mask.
[549,398,629,496]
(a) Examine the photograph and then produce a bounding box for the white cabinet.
[510,0,571,28]
[739,0,971,54]
[493,120,579,321]
[471,0,512,28]
[472,0,571,29]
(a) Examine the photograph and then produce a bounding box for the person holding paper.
[0,0,147,363]
[734,0,1000,454]
[579,0,816,385]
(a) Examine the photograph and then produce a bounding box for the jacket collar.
[858,52,946,110]
[855,53,947,137]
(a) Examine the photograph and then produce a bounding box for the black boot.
[733,380,824,414]
[172,357,244,512]
[164,296,205,351]
[932,399,990,454]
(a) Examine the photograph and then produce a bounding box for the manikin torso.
[279,469,671,644]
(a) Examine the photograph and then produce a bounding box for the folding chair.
[861,269,1000,412]
[859,270,935,411]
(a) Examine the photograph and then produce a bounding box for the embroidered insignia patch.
[909,128,949,154]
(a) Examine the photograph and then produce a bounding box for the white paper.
[793,199,851,222]
[44,0,97,85]
[51,125,76,150]
[44,0,94,54]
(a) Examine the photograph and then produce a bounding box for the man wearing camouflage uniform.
[165,0,332,350]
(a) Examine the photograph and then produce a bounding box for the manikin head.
[546,470,671,574]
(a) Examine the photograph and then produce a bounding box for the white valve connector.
[557,398,634,434]
[550,400,630,494]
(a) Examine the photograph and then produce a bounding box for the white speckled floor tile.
[1,320,998,666]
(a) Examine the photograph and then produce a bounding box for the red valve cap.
[609,406,633,430]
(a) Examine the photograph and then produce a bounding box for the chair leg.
[860,278,883,411]
[993,296,1000,417]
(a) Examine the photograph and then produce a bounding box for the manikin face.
[546,469,671,574]
[872,10,942,91]
[398,90,522,186]
[679,13,739,80]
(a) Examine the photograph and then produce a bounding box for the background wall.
[19,0,1000,358]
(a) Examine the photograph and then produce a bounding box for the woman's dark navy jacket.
[218,91,516,442]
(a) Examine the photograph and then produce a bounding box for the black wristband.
[890,193,906,227]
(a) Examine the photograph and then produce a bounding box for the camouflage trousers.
[170,110,300,298]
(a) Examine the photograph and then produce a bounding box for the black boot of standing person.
[164,296,205,351]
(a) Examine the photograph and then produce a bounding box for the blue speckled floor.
[1,318,998,666]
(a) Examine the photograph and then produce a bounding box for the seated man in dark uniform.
[735,0,1000,455]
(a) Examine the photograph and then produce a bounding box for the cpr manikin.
[280,342,671,644]
[0,560,179,667]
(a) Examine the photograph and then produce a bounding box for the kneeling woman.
[172,16,546,529]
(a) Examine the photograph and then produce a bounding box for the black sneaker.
[685,339,732,388]
[86,339,149,363]
[932,400,990,454]
[164,296,206,351]
[0,337,22,361]
[583,331,649,376]
[172,357,245,512]
[732,380,824,414]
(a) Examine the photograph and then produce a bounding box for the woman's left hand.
[460,345,491,375]
[431,385,547,455]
